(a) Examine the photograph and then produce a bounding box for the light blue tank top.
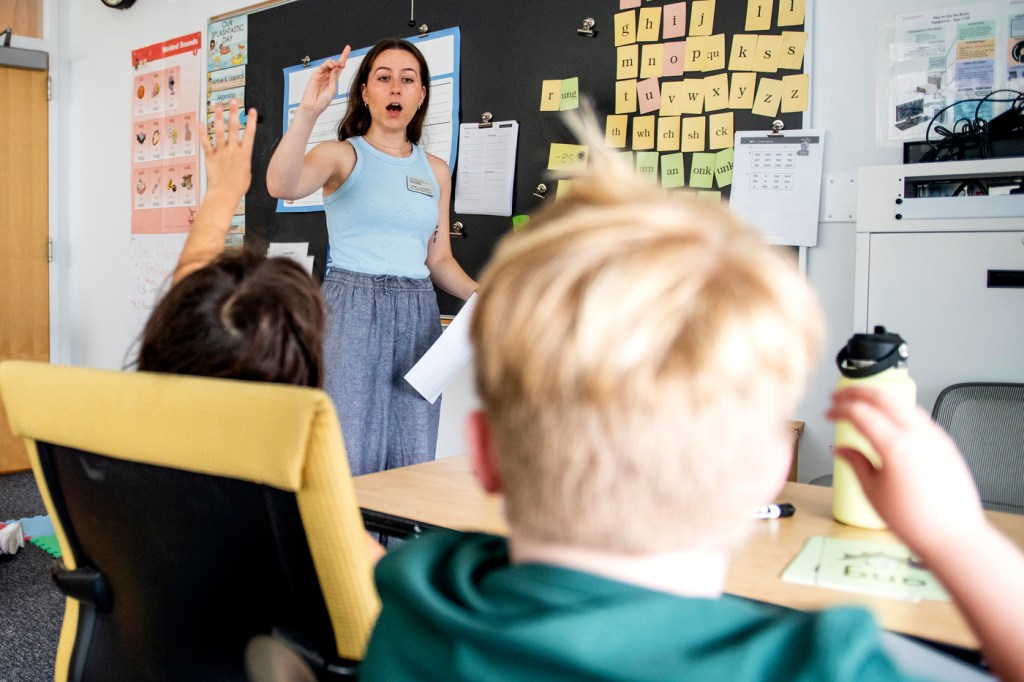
[324,136,440,279]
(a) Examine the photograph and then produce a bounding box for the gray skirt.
[321,268,442,477]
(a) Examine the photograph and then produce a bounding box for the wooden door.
[0,56,49,472]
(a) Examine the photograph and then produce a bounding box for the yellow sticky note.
[779,31,808,70]
[663,2,687,39]
[663,40,686,77]
[640,43,664,79]
[697,190,722,202]
[689,152,716,188]
[617,44,640,80]
[637,78,662,114]
[661,81,687,116]
[682,116,706,152]
[615,10,637,47]
[540,79,561,111]
[755,34,783,73]
[729,34,758,71]
[704,33,726,72]
[704,73,729,112]
[689,0,716,37]
[632,115,656,150]
[686,36,709,72]
[745,0,774,31]
[637,7,662,42]
[714,147,734,187]
[781,73,809,113]
[660,152,686,188]
[606,114,629,148]
[548,143,589,171]
[560,77,580,111]
[778,0,805,27]
[635,151,659,182]
[657,115,681,151]
[556,179,573,198]
[678,79,706,115]
[616,79,638,114]
[708,111,734,150]
[729,72,757,109]
[751,77,783,117]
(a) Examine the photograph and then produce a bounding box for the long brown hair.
[139,251,325,388]
[337,38,431,144]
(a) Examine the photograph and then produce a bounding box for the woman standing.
[267,39,476,476]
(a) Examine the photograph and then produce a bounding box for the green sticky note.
[689,152,715,189]
[512,215,530,231]
[617,151,634,165]
[714,147,734,188]
[660,152,685,188]
[559,77,580,111]
[697,190,722,202]
[635,151,659,183]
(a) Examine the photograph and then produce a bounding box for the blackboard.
[243,0,806,315]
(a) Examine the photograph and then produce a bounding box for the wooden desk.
[354,455,1024,651]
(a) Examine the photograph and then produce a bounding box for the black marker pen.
[754,503,795,519]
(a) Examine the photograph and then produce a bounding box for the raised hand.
[300,45,351,116]
[201,98,257,201]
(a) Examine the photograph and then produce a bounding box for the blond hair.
[470,119,823,554]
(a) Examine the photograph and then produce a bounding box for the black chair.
[931,382,1024,515]
[0,361,380,681]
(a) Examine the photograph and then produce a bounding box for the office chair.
[931,382,1024,515]
[0,361,380,682]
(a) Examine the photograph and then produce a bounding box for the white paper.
[729,129,825,247]
[454,121,519,216]
[266,242,314,274]
[0,521,25,555]
[404,293,477,404]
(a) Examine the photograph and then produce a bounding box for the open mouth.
[386,102,403,113]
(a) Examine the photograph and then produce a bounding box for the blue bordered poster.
[278,27,461,213]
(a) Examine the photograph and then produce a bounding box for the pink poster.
[130,33,202,234]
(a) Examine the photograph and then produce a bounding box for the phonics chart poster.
[130,32,203,234]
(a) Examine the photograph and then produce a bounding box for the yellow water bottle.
[833,326,916,529]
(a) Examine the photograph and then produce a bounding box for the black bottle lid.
[837,326,908,379]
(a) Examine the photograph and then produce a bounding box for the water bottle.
[832,326,916,529]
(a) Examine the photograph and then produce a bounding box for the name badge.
[407,176,434,197]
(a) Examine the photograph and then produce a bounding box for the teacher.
[267,38,477,477]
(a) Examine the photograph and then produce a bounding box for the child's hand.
[827,386,986,556]
[201,99,257,201]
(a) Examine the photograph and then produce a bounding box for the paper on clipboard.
[454,121,519,216]
[728,129,825,247]
[404,293,477,404]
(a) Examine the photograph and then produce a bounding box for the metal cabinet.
[855,159,1024,412]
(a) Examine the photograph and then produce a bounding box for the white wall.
[54,0,966,473]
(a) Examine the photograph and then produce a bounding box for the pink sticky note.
[663,41,686,77]
[663,2,687,39]
[620,0,641,8]
[636,78,662,114]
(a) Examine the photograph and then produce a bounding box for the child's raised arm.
[172,99,257,285]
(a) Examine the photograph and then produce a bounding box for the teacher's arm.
[425,154,478,300]
[266,47,351,200]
